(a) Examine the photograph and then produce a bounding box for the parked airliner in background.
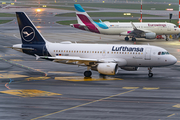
[12,12,177,77]
[70,4,180,41]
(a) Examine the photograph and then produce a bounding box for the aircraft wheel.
[148,73,153,77]
[84,71,92,77]
[125,37,129,41]
[132,37,136,41]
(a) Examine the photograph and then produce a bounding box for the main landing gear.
[125,36,129,41]
[84,67,92,77]
[148,67,153,77]
[131,36,136,41]
[84,71,92,77]
[124,36,136,41]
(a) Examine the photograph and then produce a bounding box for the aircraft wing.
[35,55,127,66]
[48,56,98,62]
[128,22,152,37]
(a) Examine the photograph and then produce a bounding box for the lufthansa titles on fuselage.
[112,46,144,52]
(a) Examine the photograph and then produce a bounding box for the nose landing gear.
[148,67,153,77]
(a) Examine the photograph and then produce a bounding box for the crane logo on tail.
[21,26,35,42]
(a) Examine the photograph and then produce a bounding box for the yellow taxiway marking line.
[31,89,136,120]
[173,104,180,108]
[48,71,76,74]
[0,73,28,79]
[0,89,62,97]
[143,87,159,90]
[55,76,123,81]
[25,77,50,81]
[122,87,139,89]
[167,113,175,117]
[8,71,23,73]
[10,59,23,61]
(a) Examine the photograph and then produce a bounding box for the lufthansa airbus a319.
[11,12,177,77]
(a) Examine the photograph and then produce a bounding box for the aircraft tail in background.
[70,4,108,33]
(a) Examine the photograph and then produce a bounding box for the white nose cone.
[169,55,177,65]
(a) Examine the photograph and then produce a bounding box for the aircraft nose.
[169,55,177,65]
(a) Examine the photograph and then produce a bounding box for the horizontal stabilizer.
[6,46,34,50]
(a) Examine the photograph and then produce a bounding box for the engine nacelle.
[120,67,139,71]
[97,63,118,75]
[145,32,156,39]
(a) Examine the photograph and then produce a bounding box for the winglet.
[131,22,137,30]
[99,19,102,23]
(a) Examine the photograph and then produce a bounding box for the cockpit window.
[158,51,169,55]
[174,26,178,28]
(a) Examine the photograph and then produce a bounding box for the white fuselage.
[98,22,180,35]
[45,42,176,67]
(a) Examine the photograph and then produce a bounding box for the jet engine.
[92,63,118,75]
[144,32,156,39]
[120,67,139,71]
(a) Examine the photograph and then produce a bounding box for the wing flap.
[43,56,98,62]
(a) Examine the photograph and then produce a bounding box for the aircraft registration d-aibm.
[70,4,180,41]
[12,12,177,77]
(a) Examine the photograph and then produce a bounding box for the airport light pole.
[179,0,180,28]
[140,0,142,22]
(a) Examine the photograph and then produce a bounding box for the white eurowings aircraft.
[12,12,177,77]
[70,4,180,41]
